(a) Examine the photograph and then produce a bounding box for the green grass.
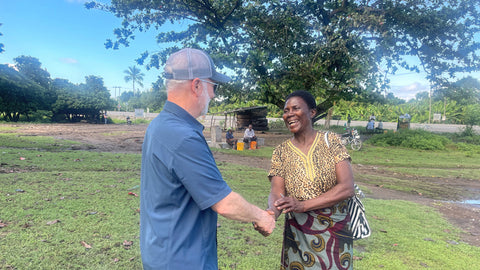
[216,163,284,269]
[0,126,21,132]
[1,171,141,269]
[0,133,81,151]
[1,128,479,269]
[350,145,479,169]
[348,145,480,200]
[354,199,479,270]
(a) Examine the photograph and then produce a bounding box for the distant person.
[347,114,352,128]
[226,128,238,149]
[104,113,108,124]
[369,113,376,121]
[140,48,275,269]
[243,124,257,143]
[376,120,383,130]
[366,119,375,131]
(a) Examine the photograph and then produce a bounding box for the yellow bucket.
[250,141,257,150]
[237,142,244,151]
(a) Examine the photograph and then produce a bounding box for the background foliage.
[86,0,480,121]
[2,1,480,126]
[0,56,115,122]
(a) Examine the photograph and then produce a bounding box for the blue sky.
[1,0,478,101]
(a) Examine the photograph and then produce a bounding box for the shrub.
[456,142,480,154]
[368,129,451,150]
[269,119,286,130]
[445,127,480,145]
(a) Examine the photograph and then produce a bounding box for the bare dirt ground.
[4,123,480,246]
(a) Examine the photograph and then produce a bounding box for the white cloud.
[60,57,78,64]
[390,82,429,101]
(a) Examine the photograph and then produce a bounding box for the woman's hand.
[274,196,305,213]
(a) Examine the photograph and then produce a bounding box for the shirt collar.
[163,101,205,131]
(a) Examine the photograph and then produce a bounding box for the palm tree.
[123,66,144,94]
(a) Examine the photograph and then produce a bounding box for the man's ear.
[191,78,203,97]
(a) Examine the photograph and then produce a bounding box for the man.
[140,48,275,269]
[366,119,375,131]
[225,128,237,149]
[243,124,257,143]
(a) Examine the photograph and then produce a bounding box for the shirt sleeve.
[327,132,351,164]
[268,145,284,181]
[172,134,232,210]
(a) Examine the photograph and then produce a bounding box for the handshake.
[252,208,277,237]
[251,194,300,236]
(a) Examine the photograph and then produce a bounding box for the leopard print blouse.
[268,131,350,201]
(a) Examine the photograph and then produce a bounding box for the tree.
[123,65,144,93]
[464,105,480,128]
[414,91,430,102]
[14,56,52,89]
[51,78,82,121]
[14,56,56,113]
[81,75,115,118]
[119,90,135,103]
[0,64,47,121]
[87,0,480,121]
[437,76,480,106]
[51,76,115,122]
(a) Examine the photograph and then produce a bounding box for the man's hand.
[252,209,276,237]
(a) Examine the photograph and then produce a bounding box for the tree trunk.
[324,107,334,129]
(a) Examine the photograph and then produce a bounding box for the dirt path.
[4,123,479,246]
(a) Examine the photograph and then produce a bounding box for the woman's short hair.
[285,90,316,110]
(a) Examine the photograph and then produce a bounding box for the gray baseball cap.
[163,48,231,83]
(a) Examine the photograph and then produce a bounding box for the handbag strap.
[324,131,330,148]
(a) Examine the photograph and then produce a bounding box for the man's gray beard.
[200,85,211,116]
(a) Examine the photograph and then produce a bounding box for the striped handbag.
[348,185,371,240]
[324,132,371,240]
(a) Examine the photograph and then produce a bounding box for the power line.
[111,86,122,99]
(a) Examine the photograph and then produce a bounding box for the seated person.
[366,120,375,131]
[376,120,383,131]
[226,128,237,149]
[243,124,257,143]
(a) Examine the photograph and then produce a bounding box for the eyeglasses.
[198,79,219,93]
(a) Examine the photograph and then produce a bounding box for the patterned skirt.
[281,201,353,270]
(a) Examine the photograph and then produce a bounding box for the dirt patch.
[4,123,480,246]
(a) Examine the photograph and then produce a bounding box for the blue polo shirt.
[140,101,232,270]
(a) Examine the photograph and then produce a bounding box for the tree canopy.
[0,64,47,121]
[87,0,480,120]
[0,56,115,122]
[437,76,480,106]
[52,75,115,121]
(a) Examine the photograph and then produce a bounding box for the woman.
[267,90,355,270]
